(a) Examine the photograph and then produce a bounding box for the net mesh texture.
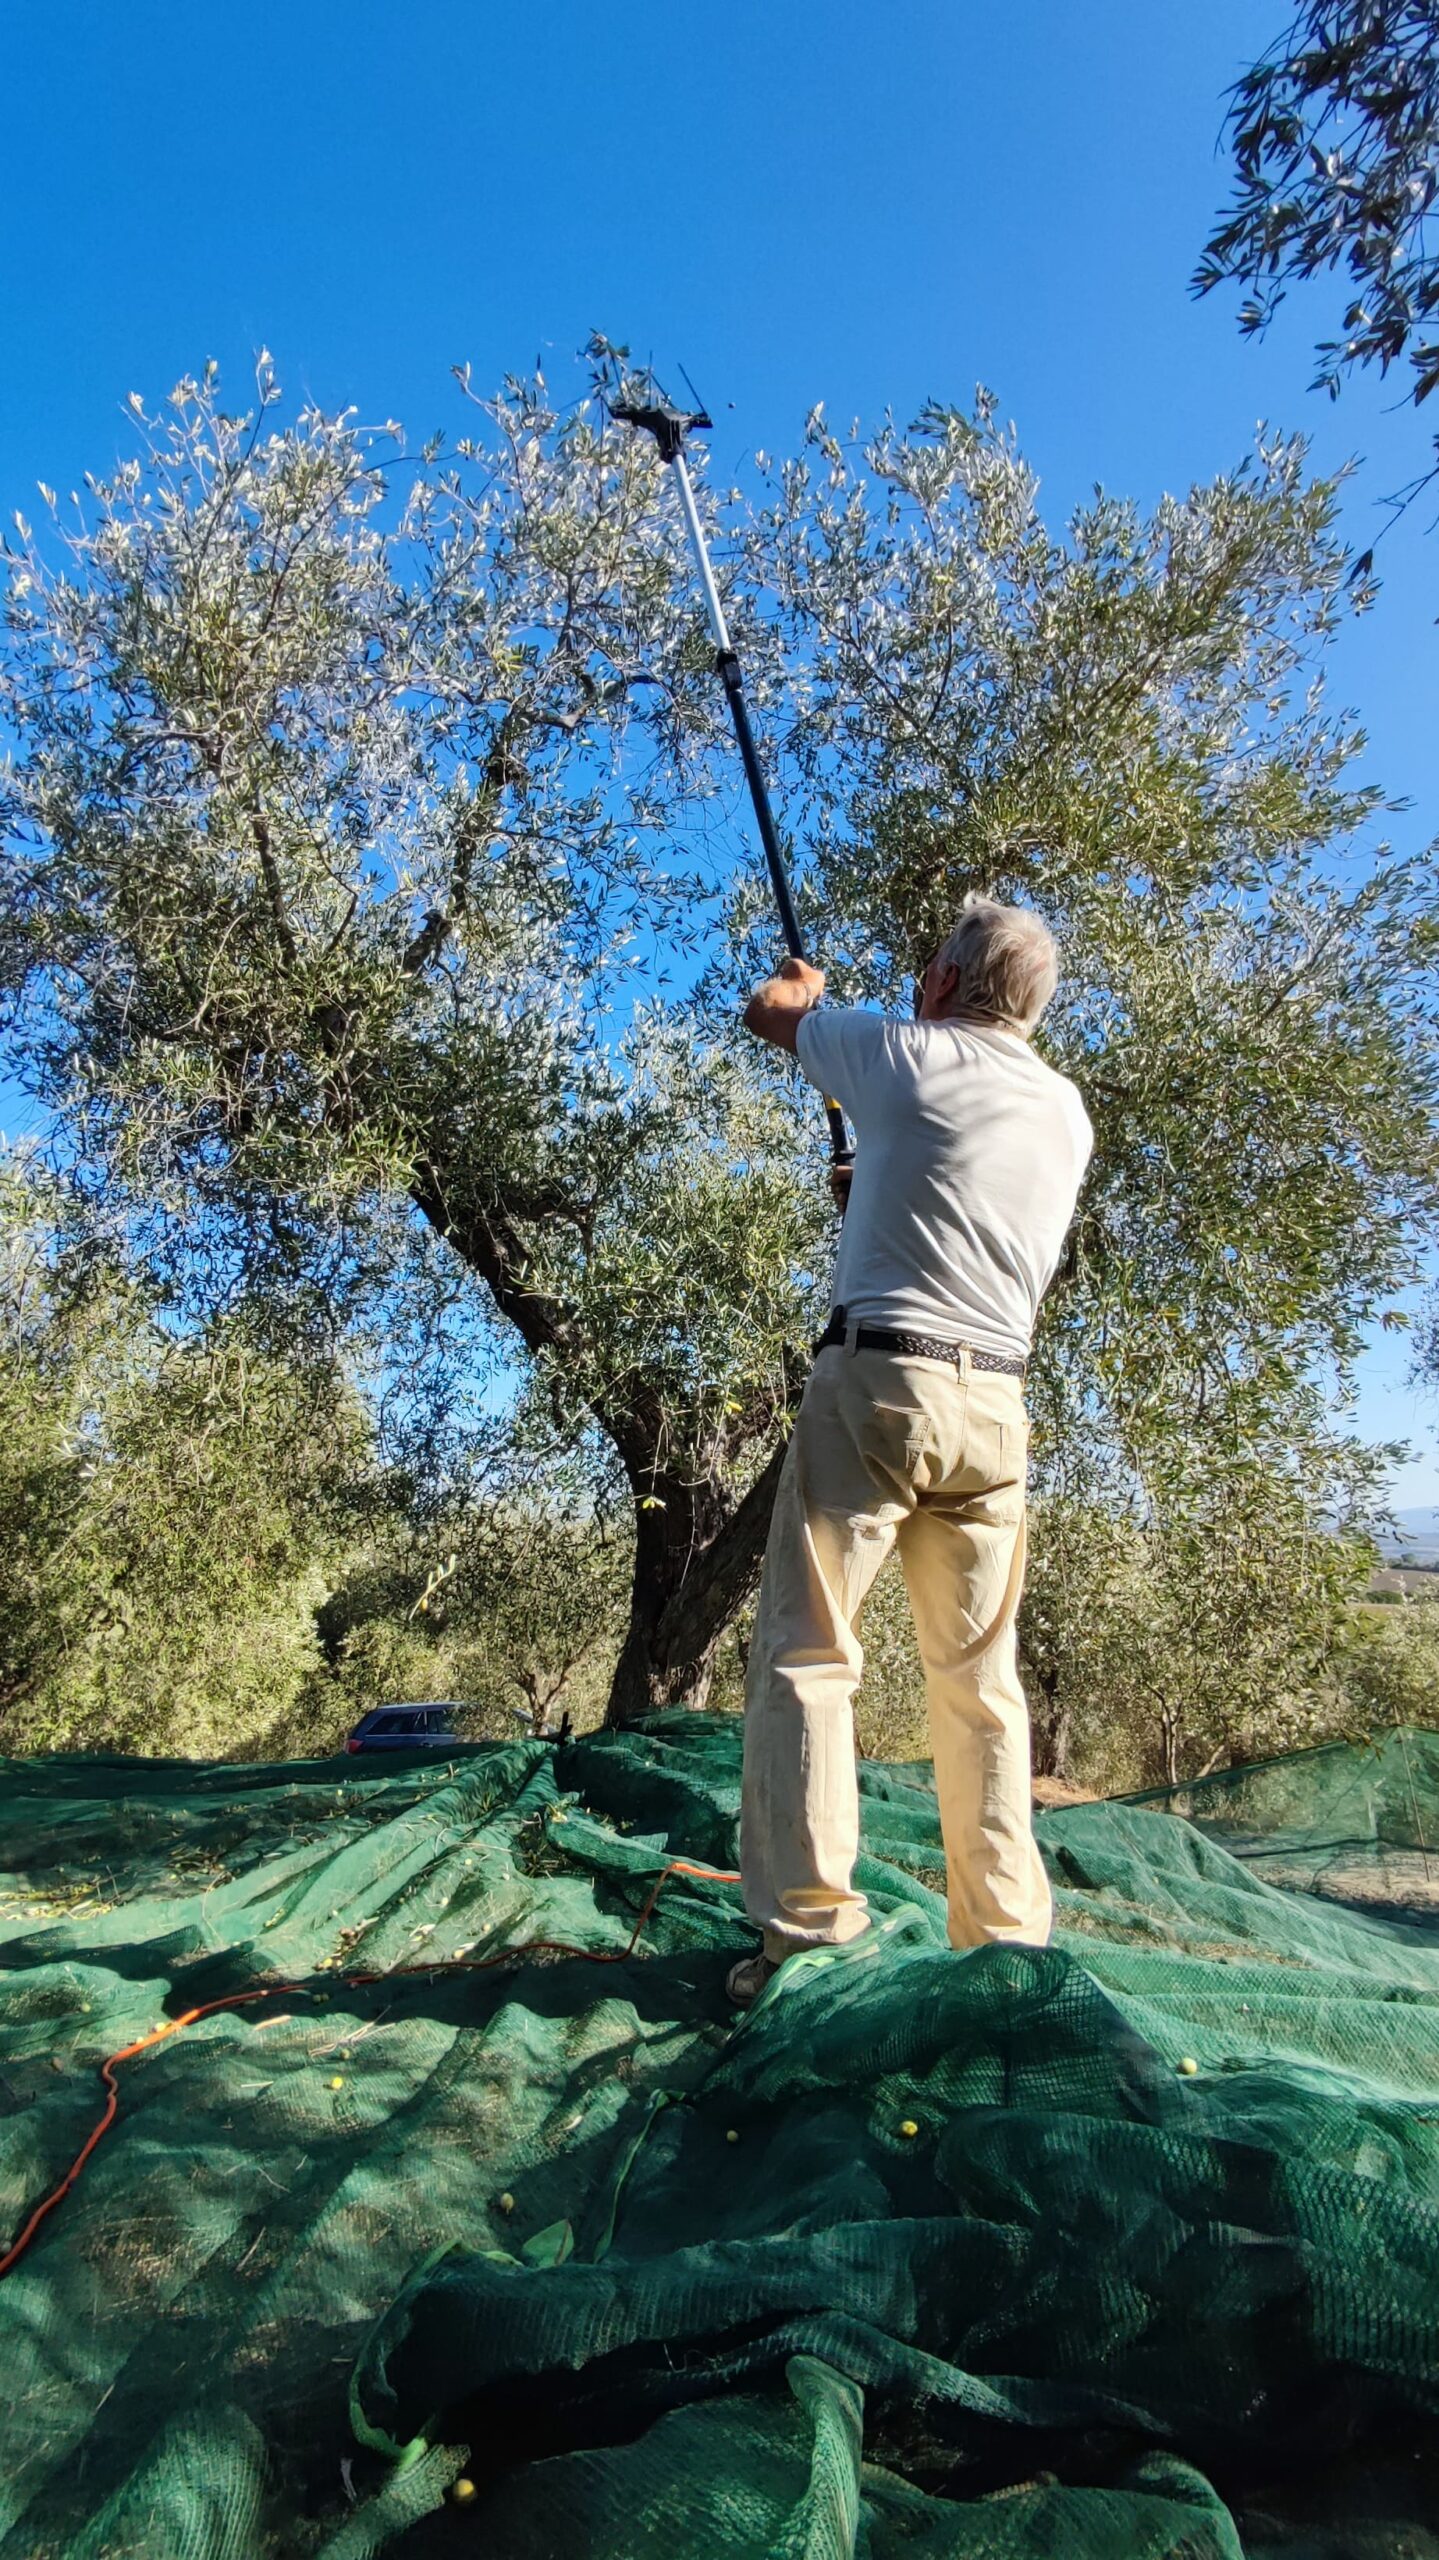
[2,1716,1438,2559]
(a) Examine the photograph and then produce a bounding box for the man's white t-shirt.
[794,1008,1093,1364]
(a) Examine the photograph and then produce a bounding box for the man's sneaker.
[725,1950,781,2007]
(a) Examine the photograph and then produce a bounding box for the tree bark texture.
[604,1436,790,1724]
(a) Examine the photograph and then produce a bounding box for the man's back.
[795,1008,1093,1364]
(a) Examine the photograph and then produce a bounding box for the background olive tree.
[0,1157,636,1754]
[0,1160,365,1750]
[315,1442,631,1741]
[1339,1590,1439,1729]
[792,1475,1380,1793]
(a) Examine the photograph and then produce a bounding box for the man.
[730,897,1092,2005]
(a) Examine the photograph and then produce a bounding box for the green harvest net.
[2,1718,1439,2560]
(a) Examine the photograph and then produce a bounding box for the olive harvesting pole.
[611,394,853,1169]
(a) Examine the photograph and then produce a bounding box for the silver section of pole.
[670,454,733,655]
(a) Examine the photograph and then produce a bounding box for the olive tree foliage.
[1195,0,1439,519]
[0,1157,364,1752]
[0,360,830,1727]
[1022,1465,1375,1789]
[0,1152,627,1755]
[1339,1593,1439,1725]
[316,1454,631,1742]
[3,358,1434,1740]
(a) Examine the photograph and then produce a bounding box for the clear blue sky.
[3,0,1435,1500]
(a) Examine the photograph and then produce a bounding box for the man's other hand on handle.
[742,956,825,1054]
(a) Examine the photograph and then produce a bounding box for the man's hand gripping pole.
[610,395,853,1171]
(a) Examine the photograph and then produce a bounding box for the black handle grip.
[715,655,853,1169]
[716,653,805,958]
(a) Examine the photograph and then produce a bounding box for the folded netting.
[2,1718,1439,2557]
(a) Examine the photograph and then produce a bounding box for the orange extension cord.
[0,1855,741,2282]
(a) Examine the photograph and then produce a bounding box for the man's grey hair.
[935,897,1059,1032]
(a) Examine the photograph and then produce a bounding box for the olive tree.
[3,359,1433,1731]
[1340,1595,1439,1727]
[0,1160,365,1750]
[1023,1466,1375,1790]
[317,1430,632,1740]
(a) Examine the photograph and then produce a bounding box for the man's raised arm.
[742,957,853,1212]
[742,955,825,1054]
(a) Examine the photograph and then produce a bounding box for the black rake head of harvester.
[608,396,712,464]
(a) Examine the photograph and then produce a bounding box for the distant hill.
[1379,1506,1439,1566]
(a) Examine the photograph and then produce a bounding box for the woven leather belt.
[813,1306,1026,1379]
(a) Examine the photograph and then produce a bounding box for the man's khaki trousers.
[741,1341,1052,1958]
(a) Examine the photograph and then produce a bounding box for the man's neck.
[930,1005,1029,1041]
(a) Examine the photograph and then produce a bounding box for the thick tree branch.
[408,1153,669,1488]
[252,815,299,971]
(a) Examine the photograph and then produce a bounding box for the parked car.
[344,1703,467,1754]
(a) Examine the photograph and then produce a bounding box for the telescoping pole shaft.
[669,453,852,1167]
